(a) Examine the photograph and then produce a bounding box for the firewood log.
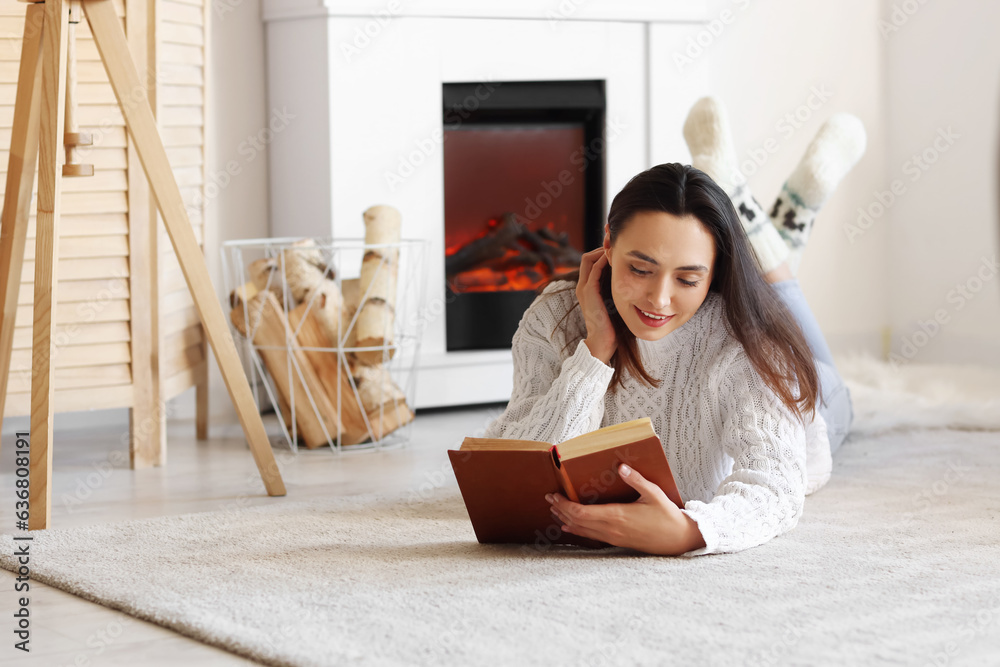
[248,257,286,306]
[281,239,331,304]
[230,292,343,449]
[348,358,407,412]
[338,278,361,349]
[444,213,582,280]
[288,300,414,443]
[302,279,347,346]
[275,391,294,438]
[229,281,259,310]
[365,401,415,441]
[444,213,521,277]
[287,303,369,445]
[340,278,361,311]
[348,358,415,439]
[354,205,401,365]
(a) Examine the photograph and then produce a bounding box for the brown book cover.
[448,418,684,549]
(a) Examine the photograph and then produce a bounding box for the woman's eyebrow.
[627,250,658,264]
[626,251,707,272]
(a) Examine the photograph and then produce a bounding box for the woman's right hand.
[576,248,617,365]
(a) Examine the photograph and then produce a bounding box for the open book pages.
[457,418,655,458]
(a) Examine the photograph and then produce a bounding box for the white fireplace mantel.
[262,3,711,408]
[262,1,708,23]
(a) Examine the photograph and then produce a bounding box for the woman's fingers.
[577,247,616,364]
[580,249,605,287]
[578,247,602,284]
[578,248,605,301]
[579,250,609,311]
[588,251,607,288]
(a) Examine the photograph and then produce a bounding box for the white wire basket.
[221,237,428,452]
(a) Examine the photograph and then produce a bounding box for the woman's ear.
[602,223,612,261]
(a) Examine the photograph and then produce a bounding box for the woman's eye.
[629,265,650,276]
[678,278,700,287]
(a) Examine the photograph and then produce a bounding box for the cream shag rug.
[2,356,999,667]
[836,352,1000,435]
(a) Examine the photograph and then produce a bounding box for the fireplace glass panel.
[444,123,586,293]
[443,80,605,352]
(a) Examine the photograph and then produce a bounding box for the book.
[448,418,684,549]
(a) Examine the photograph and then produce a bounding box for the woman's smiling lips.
[634,305,675,328]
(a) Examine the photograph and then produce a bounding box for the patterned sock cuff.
[769,184,820,251]
[731,185,789,274]
[730,185,770,236]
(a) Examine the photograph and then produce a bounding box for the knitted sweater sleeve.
[483,287,614,444]
[677,352,808,557]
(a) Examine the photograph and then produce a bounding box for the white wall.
[265,15,331,239]
[171,0,273,429]
[694,0,891,357]
[883,0,1000,366]
[689,0,1000,367]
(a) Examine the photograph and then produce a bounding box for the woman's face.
[604,211,716,342]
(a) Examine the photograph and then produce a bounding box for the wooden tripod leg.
[83,0,286,496]
[29,0,70,531]
[0,4,45,452]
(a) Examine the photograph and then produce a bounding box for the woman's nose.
[648,278,672,309]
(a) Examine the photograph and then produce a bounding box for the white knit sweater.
[484,281,833,557]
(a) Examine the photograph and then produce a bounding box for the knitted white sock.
[769,113,867,274]
[683,96,790,274]
[683,96,742,194]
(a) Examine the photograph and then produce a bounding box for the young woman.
[483,104,864,557]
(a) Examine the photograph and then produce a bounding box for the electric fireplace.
[263,5,706,406]
[443,80,607,351]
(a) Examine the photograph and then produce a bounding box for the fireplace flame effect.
[445,214,583,293]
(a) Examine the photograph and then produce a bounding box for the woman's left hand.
[545,463,706,556]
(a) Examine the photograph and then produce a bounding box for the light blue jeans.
[771,278,853,454]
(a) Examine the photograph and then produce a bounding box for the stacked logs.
[229,205,413,448]
[445,212,582,291]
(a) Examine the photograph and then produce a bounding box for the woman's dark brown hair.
[549,162,819,422]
